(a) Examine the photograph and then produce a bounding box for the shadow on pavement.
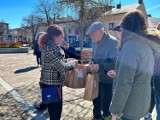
[14,66,38,74]
[0,87,48,120]
[0,82,92,120]
[0,91,32,120]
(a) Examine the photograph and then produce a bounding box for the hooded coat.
[109,28,160,119]
[145,28,160,96]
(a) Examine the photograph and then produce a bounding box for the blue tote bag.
[42,86,61,104]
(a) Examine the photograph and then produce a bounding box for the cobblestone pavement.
[0,50,157,120]
[0,51,93,120]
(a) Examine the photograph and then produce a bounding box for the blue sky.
[0,0,160,29]
[0,0,35,29]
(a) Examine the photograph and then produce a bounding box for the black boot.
[35,102,47,110]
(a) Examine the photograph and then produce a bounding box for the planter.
[0,48,29,54]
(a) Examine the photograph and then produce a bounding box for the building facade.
[0,22,9,40]
[97,0,148,34]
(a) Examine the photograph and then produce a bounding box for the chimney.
[107,6,112,10]
[117,3,121,9]
[139,0,143,4]
[147,14,152,17]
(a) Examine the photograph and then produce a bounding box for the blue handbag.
[42,86,61,104]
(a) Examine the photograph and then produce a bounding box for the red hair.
[38,33,48,48]
[38,25,64,48]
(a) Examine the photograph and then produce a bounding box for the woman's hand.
[70,60,78,68]
[107,70,116,78]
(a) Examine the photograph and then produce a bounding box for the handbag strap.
[56,87,62,99]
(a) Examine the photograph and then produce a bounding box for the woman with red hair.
[38,25,77,120]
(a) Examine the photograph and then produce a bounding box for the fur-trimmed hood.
[144,28,160,43]
[122,28,160,54]
[143,28,160,54]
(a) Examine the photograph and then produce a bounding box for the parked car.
[2,34,14,43]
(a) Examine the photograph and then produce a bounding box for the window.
[69,29,71,34]
[109,23,115,30]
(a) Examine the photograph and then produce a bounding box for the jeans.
[155,95,160,120]
[93,82,113,119]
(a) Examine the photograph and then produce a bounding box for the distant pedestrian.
[113,26,122,48]
[38,25,77,120]
[62,42,77,58]
[33,32,45,67]
[33,32,47,111]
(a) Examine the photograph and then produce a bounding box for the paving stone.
[1,51,156,120]
[0,89,32,120]
[0,51,93,120]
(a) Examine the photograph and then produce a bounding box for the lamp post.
[76,0,85,51]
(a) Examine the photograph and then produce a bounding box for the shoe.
[34,102,47,110]
[88,116,102,120]
[144,113,152,120]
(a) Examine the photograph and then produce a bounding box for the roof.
[0,22,9,25]
[148,17,160,28]
[52,16,76,23]
[103,4,140,16]
[59,16,75,22]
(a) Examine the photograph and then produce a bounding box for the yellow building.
[98,0,147,34]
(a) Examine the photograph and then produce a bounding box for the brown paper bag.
[83,73,99,101]
[65,64,88,88]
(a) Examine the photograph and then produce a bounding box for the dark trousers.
[47,100,62,120]
[40,83,62,120]
[93,82,113,119]
[36,53,41,65]
[149,80,155,113]
[36,56,41,65]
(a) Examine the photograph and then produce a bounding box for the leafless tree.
[21,14,44,42]
[59,0,113,49]
[34,0,65,26]
[0,24,4,41]
[0,24,4,36]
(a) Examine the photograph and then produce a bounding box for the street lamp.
[75,0,85,51]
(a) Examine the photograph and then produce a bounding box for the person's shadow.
[14,66,38,74]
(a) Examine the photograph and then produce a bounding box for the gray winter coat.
[109,29,160,119]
